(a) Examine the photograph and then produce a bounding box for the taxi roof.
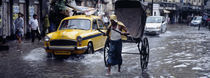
[62,15,100,20]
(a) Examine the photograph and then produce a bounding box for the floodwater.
[0,24,210,78]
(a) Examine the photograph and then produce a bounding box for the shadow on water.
[0,45,9,51]
[52,54,85,61]
[145,33,160,37]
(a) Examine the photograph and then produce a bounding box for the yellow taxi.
[44,15,107,56]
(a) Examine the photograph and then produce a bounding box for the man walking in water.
[105,15,129,75]
[14,13,24,44]
[29,14,41,42]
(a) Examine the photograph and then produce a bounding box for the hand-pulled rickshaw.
[103,0,149,72]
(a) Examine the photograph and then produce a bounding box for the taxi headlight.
[77,36,82,46]
[77,36,82,42]
[44,36,50,41]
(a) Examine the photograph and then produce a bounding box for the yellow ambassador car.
[44,15,107,56]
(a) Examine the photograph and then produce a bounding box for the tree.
[49,0,68,30]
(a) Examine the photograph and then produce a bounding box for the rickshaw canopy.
[115,0,147,38]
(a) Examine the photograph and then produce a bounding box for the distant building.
[204,0,210,16]
[143,0,204,24]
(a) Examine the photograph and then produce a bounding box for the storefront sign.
[29,6,34,16]
[13,5,19,13]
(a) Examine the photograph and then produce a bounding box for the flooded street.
[1,24,210,78]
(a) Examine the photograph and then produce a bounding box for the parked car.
[44,15,107,56]
[144,16,167,35]
[190,16,202,26]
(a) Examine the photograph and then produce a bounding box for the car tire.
[86,42,94,54]
[47,52,53,58]
[161,28,164,33]
[164,28,167,32]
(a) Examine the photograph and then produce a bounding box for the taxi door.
[92,19,101,50]
[97,19,107,48]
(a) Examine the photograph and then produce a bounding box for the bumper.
[44,46,88,50]
[190,23,201,26]
[145,29,161,34]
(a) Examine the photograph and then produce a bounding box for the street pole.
[151,0,153,16]
[26,0,30,39]
[39,0,43,34]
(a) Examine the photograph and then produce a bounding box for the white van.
[145,16,167,35]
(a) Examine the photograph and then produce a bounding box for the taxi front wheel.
[86,42,94,54]
[47,52,53,58]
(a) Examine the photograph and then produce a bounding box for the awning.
[67,0,97,15]
[164,10,170,13]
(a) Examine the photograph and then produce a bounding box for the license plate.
[54,51,71,55]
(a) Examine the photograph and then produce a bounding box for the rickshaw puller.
[105,15,129,75]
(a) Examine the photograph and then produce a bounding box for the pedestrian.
[14,12,24,44]
[102,13,109,27]
[29,14,41,42]
[105,14,129,75]
[202,14,208,27]
[43,14,50,35]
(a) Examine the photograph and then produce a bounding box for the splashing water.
[81,52,104,65]
[23,48,46,61]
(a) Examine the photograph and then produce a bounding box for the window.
[92,20,98,30]
[97,20,104,29]
[146,17,162,23]
[162,17,165,22]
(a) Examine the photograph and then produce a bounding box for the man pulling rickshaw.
[104,15,129,75]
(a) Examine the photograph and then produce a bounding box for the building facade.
[144,0,204,23]
[0,0,49,41]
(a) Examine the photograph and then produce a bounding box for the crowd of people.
[13,13,51,52]
[14,13,52,44]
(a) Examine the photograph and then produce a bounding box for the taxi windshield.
[59,19,91,30]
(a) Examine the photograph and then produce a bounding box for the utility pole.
[39,0,43,33]
[25,0,30,39]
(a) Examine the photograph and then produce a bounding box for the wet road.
[0,24,210,78]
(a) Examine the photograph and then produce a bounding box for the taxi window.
[92,20,98,30]
[98,20,104,29]
[59,19,91,30]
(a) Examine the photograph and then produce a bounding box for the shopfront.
[0,0,49,41]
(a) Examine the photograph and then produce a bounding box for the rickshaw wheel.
[104,39,110,67]
[140,37,149,71]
